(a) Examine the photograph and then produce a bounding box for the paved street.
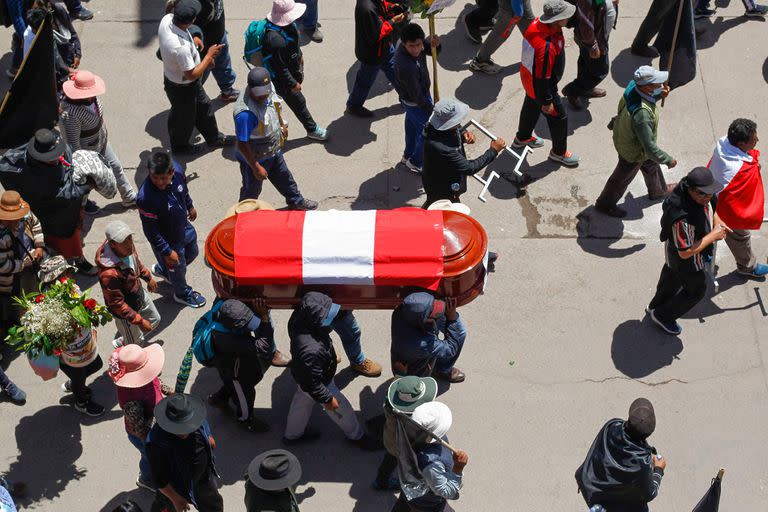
[1,0,768,510]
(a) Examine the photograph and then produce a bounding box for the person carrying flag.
[707,118,768,278]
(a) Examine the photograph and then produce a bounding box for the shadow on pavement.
[609,48,652,89]
[455,63,520,110]
[344,62,395,103]
[574,200,649,258]
[134,0,166,48]
[611,318,683,378]
[695,15,753,50]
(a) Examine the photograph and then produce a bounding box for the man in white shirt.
[158,0,235,155]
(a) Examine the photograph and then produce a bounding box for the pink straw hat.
[62,70,106,100]
[267,0,306,27]
[109,344,165,388]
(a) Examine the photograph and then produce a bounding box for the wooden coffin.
[205,209,488,309]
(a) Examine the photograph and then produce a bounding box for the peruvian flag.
[708,136,764,230]
[233,208,444,290]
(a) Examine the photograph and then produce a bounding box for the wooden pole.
[661,0,686,108]
[717,468,725,480]
[428,14,440,102]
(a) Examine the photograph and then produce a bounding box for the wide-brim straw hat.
[62,70,106,100]
[0,191,30,221]
[224,199,275,219]
[427,199,471,216]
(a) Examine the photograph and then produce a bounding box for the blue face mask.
[120,255,135,270]
[651,87,663,98]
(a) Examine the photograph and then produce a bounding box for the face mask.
[651,87,663,98]
[120,255,135,270]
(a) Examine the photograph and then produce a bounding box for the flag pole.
[661,0,686,108]
[716,468,725,480]
[428,14,440,102]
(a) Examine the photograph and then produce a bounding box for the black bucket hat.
[154,394,207,435]
[247,449,302,491]
[27,128,66,162]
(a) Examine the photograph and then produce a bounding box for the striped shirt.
[0,228,25,295]
[665,215,710,272]
[59,98,108,153]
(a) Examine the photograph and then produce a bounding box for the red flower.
[84,299,97,311]
[53,348,62,356]
[34,295,44,303]
[59,277,68,283]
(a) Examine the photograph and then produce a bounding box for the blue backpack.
[243,19,294,77]
[191,300,230,366]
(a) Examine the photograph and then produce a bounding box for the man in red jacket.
[513,0,579,168]
[708,118,768,278]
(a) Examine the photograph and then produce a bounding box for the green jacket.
[612,95,673,165]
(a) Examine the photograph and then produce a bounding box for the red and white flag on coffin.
[234,208,445,291]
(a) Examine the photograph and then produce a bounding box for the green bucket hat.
[387,376,438,414]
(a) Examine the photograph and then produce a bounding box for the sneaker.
[372,476,400,491]
[349,433,383,451]
[346,105,374,118]
[121,197,137,208]
[469,57,501,74]
[112,336,124,349]
[136,477,156,492]
[746,4,768,16]
[208,134,236,148]
[694,7,716,18]
[73,7,93,20]
[3,382,26,404]
[218,88,240,103]
[307,126,329,141]
[62,380,93,398]
[288,198,319,211]
[548,150,580,167]
[74,399,105,417]
[630,45,660,58]
[738,262,768,278]
[512,136,545,149]
[649,309,682,336]
[5,67,18,79]
[351,358,383,377]
[74,257,98,276]
[174,291,207,308]
[84,199,100,215]
[306,27,324,42]
[594,202,627,218]
[283,427,322,446]
[151,263,167,280]
[464,17,482,43]
[400,157,422,174]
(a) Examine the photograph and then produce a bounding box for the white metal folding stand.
[462,119,533,202]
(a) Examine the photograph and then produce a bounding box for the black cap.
[173,0,201,24]
[686,166,723,195]
[247,67,272,97]
[627,398,656,439]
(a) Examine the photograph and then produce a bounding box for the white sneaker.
[400,157,422,174]
[112,337,124,349]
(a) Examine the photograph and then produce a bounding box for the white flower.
[21,298,76,341]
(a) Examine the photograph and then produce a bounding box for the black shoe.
[208,135,236,148]
[566,94,584,110]
[349,433,383,451]
[288,198,319,211]
[694,7,716,18]
[595,203,628,218]
[74,399,105,417]
[73,7,93,20]
[83,199,100,215]
[73,257,98,276]
[283,428,322,445]
[630,45,660,58]
[346,105,374,118]
[240,416,270,433]
[172,144,205,155]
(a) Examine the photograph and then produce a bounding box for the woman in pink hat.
[109,344,168,492]
[60,70,137,212]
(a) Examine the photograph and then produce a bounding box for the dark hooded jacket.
[0,146,87,238]
[288,292,338,404]
[575,419,664,510]
[354,0,406,65]
[390,292,466,377]
[211,300,274,382]
[422,124,497,203]
[660,178,717,272]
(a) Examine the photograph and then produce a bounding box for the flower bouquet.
[6,278,112,380]
[407,0,455,17]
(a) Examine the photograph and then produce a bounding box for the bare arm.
[181,44,221,81]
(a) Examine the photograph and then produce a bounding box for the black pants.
[375,452,398,486]
[275,85,318,133]
[596,156,668,209]
[163,78,220,151]
[465,0,499,29]
[216,364,264,421]
[516,94,568,155]
[391,493,453,512]
[632,0,679,49]
[562,44,610,98]
[649,265,707,323]
[151,474,223,512]
[60,355,103,405]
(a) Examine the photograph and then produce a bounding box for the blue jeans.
[297,0,319,30]
[202,31,237,93]
[403,103,432,168]
[0,366,12,390]
[152,223,199,298]
[331,311,365,365]
[346,46,396,108]
[237,151,303,206]
[127,433,152,483]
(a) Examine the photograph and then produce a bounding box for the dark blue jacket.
[390,292,466,377]
[146,420,217,507]
[411,440,455,510]
[136,163,194,256]
[393,39,438,110]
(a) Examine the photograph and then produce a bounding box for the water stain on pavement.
[520,185,590,238]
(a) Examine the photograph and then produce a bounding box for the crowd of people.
[0,0,766,510]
